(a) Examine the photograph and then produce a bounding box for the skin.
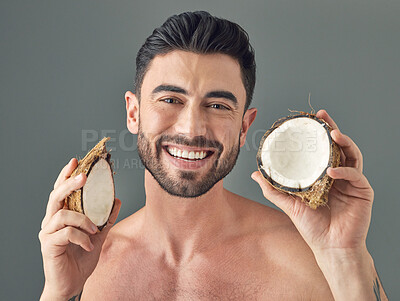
[39,50,387,300]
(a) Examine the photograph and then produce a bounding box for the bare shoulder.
[82,209,146,298]
[100,207,145,257]
[226,189,295,231]
[229,191,334,300]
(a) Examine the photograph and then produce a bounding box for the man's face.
[130,50,253,198]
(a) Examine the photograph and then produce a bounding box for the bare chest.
[83,246,308,300]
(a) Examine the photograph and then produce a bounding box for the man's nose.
[174,104,207,138]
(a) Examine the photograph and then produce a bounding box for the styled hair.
[134,11,256,112]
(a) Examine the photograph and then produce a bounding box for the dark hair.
[134,11,256,112]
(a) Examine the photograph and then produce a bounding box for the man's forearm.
[68,291,82,301]
[314,247,388,301]
[40,286,82,301]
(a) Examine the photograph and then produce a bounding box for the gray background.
[1,0,399,299]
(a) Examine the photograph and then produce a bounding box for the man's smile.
[163,145,215,161]
[161,144,217,170]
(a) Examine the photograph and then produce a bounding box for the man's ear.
[125,91,139,134]
[240,107,257,147]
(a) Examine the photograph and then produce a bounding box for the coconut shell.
[66,137,115,227]
[256,112,341,209]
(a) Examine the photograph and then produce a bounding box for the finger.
[51,226,94,252]
[337,145,346,167]
[251,171,302,217]
[330,179,374,201]
[331,129,363,172]
[43,209,98,235]
[42,173,87,229]
[327,167,370,190]
[54,158,78,189]
[91,198,122,249]
[316,109,339,130]
[108,198,122,226]
[316,110,348,166]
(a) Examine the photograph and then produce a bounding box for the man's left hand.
[251,109,374,254]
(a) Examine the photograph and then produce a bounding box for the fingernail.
[91,224,98,233]
[75,173,83,181]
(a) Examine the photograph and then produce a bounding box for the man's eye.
[161,98,180,104]
[210,104,229,110]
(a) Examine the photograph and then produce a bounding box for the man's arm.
[315,248,388,301]
[68,291,82,301]
[251,109,388,300]
[39,158,121,301]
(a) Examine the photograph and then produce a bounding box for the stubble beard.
[136,124,241,198]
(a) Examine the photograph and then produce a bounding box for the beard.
[137,124,241,198]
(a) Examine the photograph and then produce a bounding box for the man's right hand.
[38,158,121,301]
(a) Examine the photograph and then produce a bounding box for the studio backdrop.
[0,0,399,299]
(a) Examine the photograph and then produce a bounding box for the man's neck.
[140,170,238,268]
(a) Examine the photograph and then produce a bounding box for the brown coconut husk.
[66,137,115,227]
[256,112,341,209]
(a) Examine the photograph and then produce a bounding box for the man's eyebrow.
[205,91,238,108]
[151,85,188,96]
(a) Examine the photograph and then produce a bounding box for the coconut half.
[66,137,115,228]
[256,113,341,209]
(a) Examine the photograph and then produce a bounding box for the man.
[39,11,388,300]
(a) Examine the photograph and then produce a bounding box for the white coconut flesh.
[82,158,115,226]
[260,117,331,190]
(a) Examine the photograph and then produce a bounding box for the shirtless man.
[39,11,388,300]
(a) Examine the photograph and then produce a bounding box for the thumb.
[96,198,122,240]
[251,171,300,218]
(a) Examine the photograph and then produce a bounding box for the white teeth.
[167,147,208,160]
[170,148,176,156]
